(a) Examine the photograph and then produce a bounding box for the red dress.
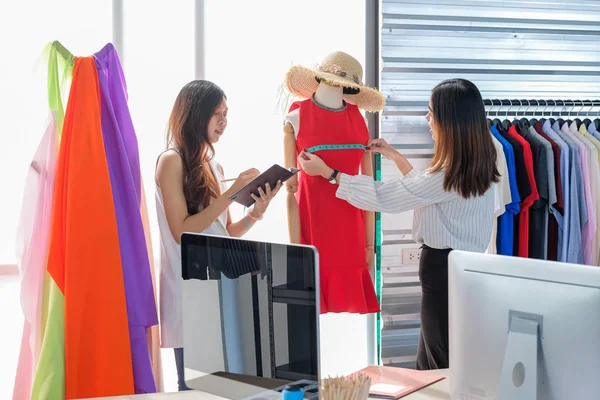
[291,98,380,314]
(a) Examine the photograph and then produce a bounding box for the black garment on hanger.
[517,122,549,260]
[496,123,531,202]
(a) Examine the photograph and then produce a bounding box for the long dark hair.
[166,80,226,214]
[429,78,499,198]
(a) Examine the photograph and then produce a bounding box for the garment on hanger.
[507,125,539,258]
[534,122,563,261]
[490,125,520,256]
[517,122,553,260]
[551,120,586,264]
[291,98,380,314]
[526,125,557,260]
[578,123,600,264]
[486,101,600,267]
[486,134,511,254]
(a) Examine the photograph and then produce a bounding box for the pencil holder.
[320,374,371,400]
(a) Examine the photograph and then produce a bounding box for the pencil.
[221,178,236,183]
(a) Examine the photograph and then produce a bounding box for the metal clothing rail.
[484,99,600,117]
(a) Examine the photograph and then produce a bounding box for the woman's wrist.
[321,166,334,180]
[247,208,264,220]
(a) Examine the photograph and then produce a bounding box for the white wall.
[0,0,112,265]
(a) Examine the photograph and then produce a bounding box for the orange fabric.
[45,57,134,399]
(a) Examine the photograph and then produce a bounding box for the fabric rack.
[484,98,600,266]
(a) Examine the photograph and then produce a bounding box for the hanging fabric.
[14,41,161,399]
[94,43,158,394]
[13,41,74,400]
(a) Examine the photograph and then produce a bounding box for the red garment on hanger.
[291,98,380,314]
[508,125,540,258]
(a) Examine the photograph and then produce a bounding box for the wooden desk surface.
[396,369,450,400]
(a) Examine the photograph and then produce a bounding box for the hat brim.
[285,65,385,113]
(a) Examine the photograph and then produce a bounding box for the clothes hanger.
[511,99,520,127]
[520,100,531,128]
[574,100,584,129]
[556,100,565,128]
[593,100,600,130]
[548,100,556,125]
[565,100,574,126]
[502,100,513,131]
[583,100,593,128]
[538,100,547,125]
[485,100,493,128]
[491,99,503,129]
[529,100,538,126]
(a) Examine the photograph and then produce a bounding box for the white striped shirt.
[336,168,495,252]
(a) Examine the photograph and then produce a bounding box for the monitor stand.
[498,311,543,400]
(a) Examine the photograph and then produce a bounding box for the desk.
[83,370,450,400]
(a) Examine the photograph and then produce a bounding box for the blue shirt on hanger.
[491,125,520,256]
[542,120,570,262]
[589,121,600,140]
[551,121,587,264]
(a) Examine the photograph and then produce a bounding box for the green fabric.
[30,41,73,400]
[46,41,74,138]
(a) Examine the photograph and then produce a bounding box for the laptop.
[180,232,320,399]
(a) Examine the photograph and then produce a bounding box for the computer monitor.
[448,250,600,400]
[180,232,320,399]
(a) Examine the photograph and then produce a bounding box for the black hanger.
[547,100,556,125]
[529,100,539,126]
[519,100,531,128]
[583,100,593,128]
[501,100,513,131]
[537,100,547,125]
[556,99,565,128]
[573,100,584,129]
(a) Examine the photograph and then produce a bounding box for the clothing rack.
[484,99,600,117]
[487,98,600,266]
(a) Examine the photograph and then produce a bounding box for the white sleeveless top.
[156,158,228,348]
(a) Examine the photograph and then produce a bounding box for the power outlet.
[402,247,421,265]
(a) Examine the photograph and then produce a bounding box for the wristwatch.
[328,169,339,184]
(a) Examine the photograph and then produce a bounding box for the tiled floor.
[0,274,179,397]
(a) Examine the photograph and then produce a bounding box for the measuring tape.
[305,143,367,153]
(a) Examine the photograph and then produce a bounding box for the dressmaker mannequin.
[283,81,375,266]
[281,52,385,376]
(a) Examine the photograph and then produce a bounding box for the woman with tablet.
[155,80,281,390]
[297,78,499,371]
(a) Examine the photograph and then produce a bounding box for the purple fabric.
[94,43,157,394]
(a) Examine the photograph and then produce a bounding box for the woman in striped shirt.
[298,78,499,370]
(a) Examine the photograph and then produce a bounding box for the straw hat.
[285,51,386,113]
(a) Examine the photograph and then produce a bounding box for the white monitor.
[448,250,600,400]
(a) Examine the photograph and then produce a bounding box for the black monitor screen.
[180,233,319,399]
